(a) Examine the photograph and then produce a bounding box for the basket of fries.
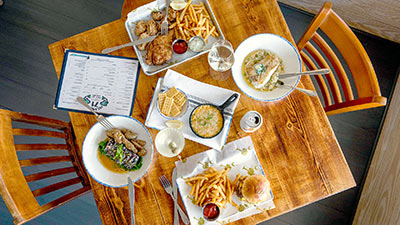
[176,136,275,224]
[125,0,225,75]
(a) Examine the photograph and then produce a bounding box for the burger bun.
[242,175,271,204]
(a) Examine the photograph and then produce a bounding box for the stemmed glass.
[208,39,235,80]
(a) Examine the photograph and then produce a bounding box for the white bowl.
[82,115,153,187]
[156,88,189,120]
[155,127,185,158]
[231,33,302,101]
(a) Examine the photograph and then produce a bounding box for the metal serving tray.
[125,0,225,76]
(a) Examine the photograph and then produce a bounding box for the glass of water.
[208,39,235,72]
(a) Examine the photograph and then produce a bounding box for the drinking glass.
[208,39,235,72]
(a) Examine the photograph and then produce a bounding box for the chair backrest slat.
[304,42,343,104]
[25,167,76,182]
[32,177,82,197]
[297,2,386,115]
[15,144,69,151]
[40,186,90,212]
[301,51,332,106]
[3,111,69,130]
[312,33,354,101]
[19,156,72,167]
[12,129,66,139]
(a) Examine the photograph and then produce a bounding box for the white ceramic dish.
[231,33,302,101]
[82,115,153,187]
[155,127,185,157]
[156,88,189,120]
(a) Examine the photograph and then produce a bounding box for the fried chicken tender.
[167,8,177,22]
[137,33,149,51]
[134,20,147,36]
[151,11,164,21]
[146,20,158,36]
[145,32,175,65]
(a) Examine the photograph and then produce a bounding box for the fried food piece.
[146,20,158,36]
[112,130,124,144]
[136,139,146,146]
[152,11,164,21]
[168,8,177,22]
[152,44,172,65]
[131,140,147,156]
[122,136,138,153]
[121,128,138,140]
[137,32,149,51]
[145,35,173,65]
[134,20,147,36]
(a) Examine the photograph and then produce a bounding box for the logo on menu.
[83,94,109,111]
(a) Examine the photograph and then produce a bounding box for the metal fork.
[159,175,189,224]
[76,97,114,130]
[160,0,170,35]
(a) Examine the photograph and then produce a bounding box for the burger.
[235,174,271,204]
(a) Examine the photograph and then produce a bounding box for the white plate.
[82,115,153,187]
[175,136,275,224]
[231,33,302,101]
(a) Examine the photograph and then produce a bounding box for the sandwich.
[235,174,271,204]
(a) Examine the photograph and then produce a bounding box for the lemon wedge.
[165,120,184,130]
[170,0,187,11]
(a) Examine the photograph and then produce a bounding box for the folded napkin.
[145,69,240,150]
[175,136,275,225]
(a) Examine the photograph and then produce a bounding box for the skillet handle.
[219,93,239,110]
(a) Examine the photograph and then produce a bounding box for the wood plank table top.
[48,0,356,224]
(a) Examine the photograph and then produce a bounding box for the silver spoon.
[277,80,317,97]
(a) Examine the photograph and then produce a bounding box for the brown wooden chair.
[297,2,387,116]
[0,109,91,224]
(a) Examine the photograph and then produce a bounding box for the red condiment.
[173,40,188,54]
[203,203,220,220]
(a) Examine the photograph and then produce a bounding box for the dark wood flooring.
[1,1,399,224]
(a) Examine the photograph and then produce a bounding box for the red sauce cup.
[172,39,188,54]
[202,202,220,221]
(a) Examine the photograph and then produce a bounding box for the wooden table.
[49,0,356,224]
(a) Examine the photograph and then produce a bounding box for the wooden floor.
[1,0,399,224]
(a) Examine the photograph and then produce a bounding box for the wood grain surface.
[48,0,356,224]
[352,74,400,225]
[278,0,400,44]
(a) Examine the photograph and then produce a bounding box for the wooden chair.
[297,2,387,116]
[0,109,91,224]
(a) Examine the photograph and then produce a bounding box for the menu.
[55,50,140,116]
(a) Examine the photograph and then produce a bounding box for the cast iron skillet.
[189,93,239,139]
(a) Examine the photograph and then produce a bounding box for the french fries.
[185,167,233,208]
[174,1,219,42]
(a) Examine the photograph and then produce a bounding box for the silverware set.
[159,171,189,224]
[277,68,331,97]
